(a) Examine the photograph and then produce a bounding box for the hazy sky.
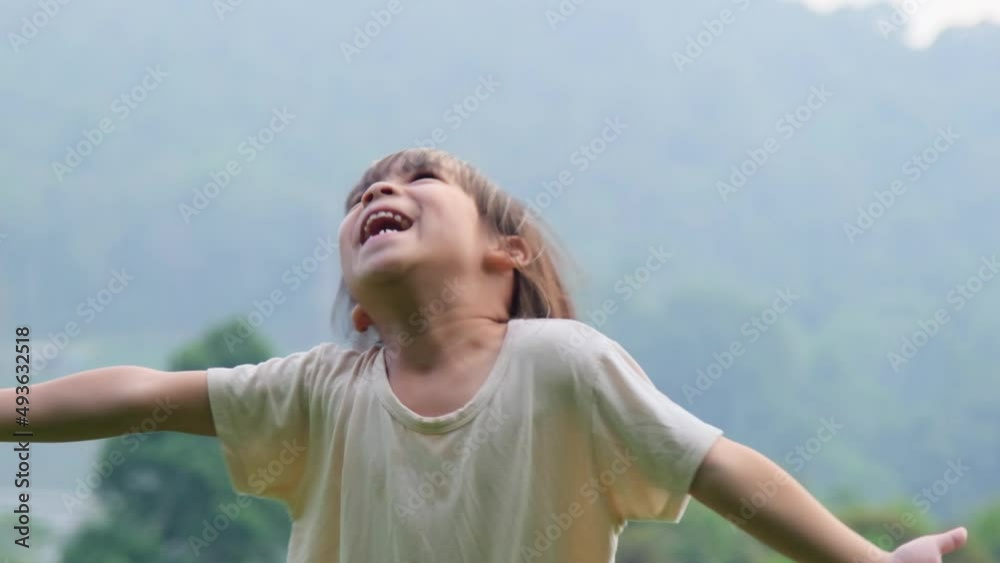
[796,0,1000,48]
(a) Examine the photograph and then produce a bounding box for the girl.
[5,149,968,562]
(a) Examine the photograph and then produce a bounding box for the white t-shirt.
[206,318,723,563]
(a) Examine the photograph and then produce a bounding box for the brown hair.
[336,148,575,327]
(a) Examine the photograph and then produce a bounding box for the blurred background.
[2,0,999,561]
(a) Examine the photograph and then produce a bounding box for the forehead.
[345,151,461,210]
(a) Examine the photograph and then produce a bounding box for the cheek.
[430,213,479,253]
[337,221,357,264]
[418,189,482,250]
[446,200,483,236]
[337,217,355,246]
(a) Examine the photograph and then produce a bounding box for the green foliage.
[616,503,773,563]
[968,502,1000,561]
[832,502,992,563]
[168,322,274,372]
[60,522,162,563]
[60,319,290,563]
[616,499,1000,562]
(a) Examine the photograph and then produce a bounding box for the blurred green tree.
[968,501,1000,561]
[616,499,1000,562]
[616,502,772,563]
[60,320,291,563]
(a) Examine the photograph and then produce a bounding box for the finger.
[934,527,968,554]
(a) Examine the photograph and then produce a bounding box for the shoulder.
[305,341,368,370]
[513,316,615,353]
[295,341,376,387]
[509,318,618,381]
[271,341,366,373]
[207,341,372,389]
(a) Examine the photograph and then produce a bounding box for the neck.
[358,275,512,373]
[380,313,508,373]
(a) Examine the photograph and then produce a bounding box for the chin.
[354,254,416,285]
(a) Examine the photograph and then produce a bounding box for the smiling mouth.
[360,209,414,245]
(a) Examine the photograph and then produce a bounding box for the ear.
[351,304,373,333]
[484,235,531,272]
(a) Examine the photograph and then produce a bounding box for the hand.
[889,527,967,562]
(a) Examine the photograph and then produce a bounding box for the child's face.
[338,167,487,294]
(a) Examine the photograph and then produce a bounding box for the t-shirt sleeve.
[206,343,333,505]
[588,336,723,523]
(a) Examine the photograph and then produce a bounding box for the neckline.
[371,320,520,434]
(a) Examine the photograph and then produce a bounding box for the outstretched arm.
[689,437,967,563]
[0,367,214,442]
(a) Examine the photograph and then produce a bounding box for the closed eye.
[410,169,441,183]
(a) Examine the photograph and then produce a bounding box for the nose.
[360,181,399,206]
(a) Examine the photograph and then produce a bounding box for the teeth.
[362,209,411,243]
